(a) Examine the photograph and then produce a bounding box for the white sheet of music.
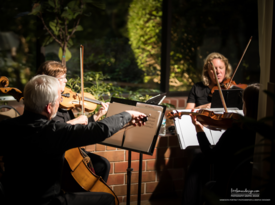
[173,108,243,149]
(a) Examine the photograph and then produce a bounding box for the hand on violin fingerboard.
[93,102,110,121]
[190,109,204,133]
[67,115,88,125]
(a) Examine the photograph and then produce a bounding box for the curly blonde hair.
[37,61,67,77]
[201,52,232,86]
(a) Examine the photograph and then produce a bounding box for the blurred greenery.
[0,0,37,91]
[0,0,259,95]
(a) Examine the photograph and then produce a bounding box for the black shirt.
[187,82,212,107]
[0,110,131,205]
[197,124,255,187]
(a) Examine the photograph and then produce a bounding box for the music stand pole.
[138,153,143,205]
[127,150,133,205]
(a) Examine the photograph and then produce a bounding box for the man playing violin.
[0,75,146,205]
[182,83,259,205]
[185,52,234,109]
[37,61,111,182]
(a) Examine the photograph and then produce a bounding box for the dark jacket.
[0,109,131,205]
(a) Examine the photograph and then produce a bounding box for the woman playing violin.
[185,52,233,109]
[37,61,110,182]
[182,83,259,205]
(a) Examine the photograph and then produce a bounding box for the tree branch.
[67,16,81,41]
[38,14,63,46]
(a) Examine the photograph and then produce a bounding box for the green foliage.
[66,71,159,103]
[28,0,106,65]
[0,0,37,90]
[128,0,162,83]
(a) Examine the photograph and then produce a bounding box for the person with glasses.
[36,61,111,183]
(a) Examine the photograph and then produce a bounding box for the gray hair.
[24,75,60,114]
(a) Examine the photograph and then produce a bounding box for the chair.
[0,105,20,121]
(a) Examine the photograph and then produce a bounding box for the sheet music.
[102,102,162,152]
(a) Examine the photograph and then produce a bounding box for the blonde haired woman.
[185,52,233,109]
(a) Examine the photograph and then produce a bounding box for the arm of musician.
[194,103,211,109]
[185,102,196,109]
[67,115,88,125]
[93,102,110,121]
[190,109,204,133]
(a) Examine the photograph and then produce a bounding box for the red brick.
[109,162,114,174]
[96,151,125,162]
[143,149,157,160]
[107,146,116,150]
[117,196,123,203]
[107,174,125,185]
[162,99,170,104]
[178,99,186,108]
[113,184,144,196]
[146,182,158,193]
[96,144,106,151]
[170,99,178,108]
[85,145,95,152]
[125,151,140,160]
[126,171,156,183]
[114,161,145,173]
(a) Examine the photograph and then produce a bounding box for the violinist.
[0,75,146,205]
[182,83,259,205]
[185,52,233,109]
[36,61,111,182]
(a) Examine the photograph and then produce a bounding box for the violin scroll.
[0,76,24,102]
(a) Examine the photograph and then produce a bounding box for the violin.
[167,109,242,131]
[60,87,103,112]
[211,78,247,94]
[210,36,252,94]
[0,76,23,102]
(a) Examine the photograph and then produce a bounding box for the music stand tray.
[211,89,244,110]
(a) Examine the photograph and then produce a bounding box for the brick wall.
[3,96,196,203]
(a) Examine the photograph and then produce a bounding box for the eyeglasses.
[57,75,67,81]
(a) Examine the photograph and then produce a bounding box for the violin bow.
[211,62,228,113]
[80,45,85,115]
[226,36,252,89]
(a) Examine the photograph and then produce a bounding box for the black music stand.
[211,88,243,110]
[100,97,166,205]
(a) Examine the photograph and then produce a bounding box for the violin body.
[60,87,102,112]
[211,78,247,94]
[61,147,119,205]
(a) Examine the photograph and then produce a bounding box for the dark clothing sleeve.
[44,111,132,153]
